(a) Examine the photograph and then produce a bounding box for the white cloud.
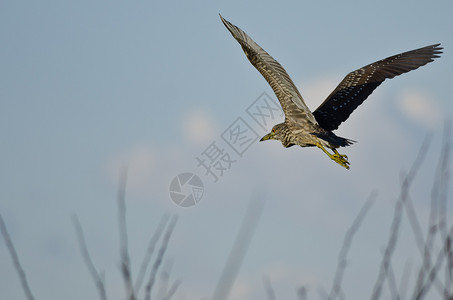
[398,89,442,129]
[297,76,340,112]
[182,109,217,145]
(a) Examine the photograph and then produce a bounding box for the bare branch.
[398,260,412,300]
[402,190,429,256]
[134,214,170,294]
[144,215,178,300]
[117,166,135,300]
[328,192,376,300]
[155,258,173,300]
[413,227,451,299]
[401,190,436,281]
[445,228,453,299]
[156,258,179,300]
[434,121,451,242]
[72,214,108,300]
[162,279,182,300]
[211,196,265,300]
[297,286,307,300]
[382,250,400,300]
[371,136,430,300]
[411,124,452,298]
[0,214,36,300]
[434,122,452,298]
[400,191,445,296]
[263,275,276,300]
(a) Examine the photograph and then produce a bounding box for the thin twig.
[263,275,276,300]
[402,185,444,295]
[297,286,307,300]
[402,191,430,258]
[371,136,430,300]
[156,258,173,300]
[398,260,412,300]
[383,250,400,300]
[413,227,451,299]
[445,228,453,299]
[144,215,178,300]
[414,166,441,294]
[117,166,135,300]
[211,196,265,300]
[328,192,376,300]
[0,214,35,300]
[412,125,452,298]
[435,123,452,298]
[435,122,451,243]
[162,279,182,300]
[72,215,108,300]
[134,214,170,294]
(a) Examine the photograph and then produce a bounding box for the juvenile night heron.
[220,15,442,169]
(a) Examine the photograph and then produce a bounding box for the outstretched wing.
[313,44,442,131]
[220,15,318,125]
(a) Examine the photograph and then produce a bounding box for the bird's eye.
[272,128,275,133]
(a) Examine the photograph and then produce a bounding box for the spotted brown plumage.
[220,14,442,169]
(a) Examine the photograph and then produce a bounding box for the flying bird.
[220,14,442,169]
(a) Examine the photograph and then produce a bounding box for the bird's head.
[260,123,287,143]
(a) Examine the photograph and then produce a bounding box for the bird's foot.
[331,153,350,169]
[316,143,350,170]
[332,149,349,169]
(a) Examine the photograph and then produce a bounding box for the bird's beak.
[260,133,272,142]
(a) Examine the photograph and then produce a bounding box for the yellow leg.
[316,143,350,169]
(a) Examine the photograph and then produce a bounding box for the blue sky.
[1,0,453,299]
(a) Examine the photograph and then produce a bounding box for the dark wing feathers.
[313,44,442,131]
[220,15,318,125]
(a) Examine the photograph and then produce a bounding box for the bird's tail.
[312,132,355,147]
[338,136,355,147]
